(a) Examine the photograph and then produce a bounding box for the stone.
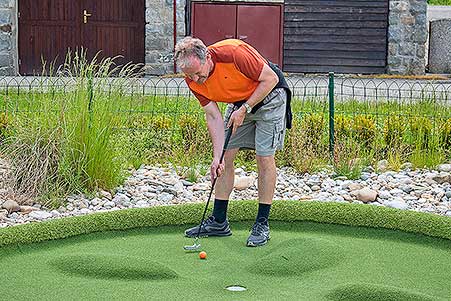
[19,205,35,214]
[158,192,173,202]
[99,190,112,200]
[234,176,255,191]
[438,164,451,173]
[193,183,209,191]
[432,173,451,184]
[2,199,20,213]
[28,211,52,220]
[353,187,378,203]
[384,199,408,210]
[348,183,363,191]
[377,160,389,172]
[0,209,7,219]
[400,162,413,171]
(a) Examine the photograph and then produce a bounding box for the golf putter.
[184,108,236,251]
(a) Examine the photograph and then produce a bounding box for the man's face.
[182,55,211,84]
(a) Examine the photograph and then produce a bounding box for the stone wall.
[387,0,428,75]
[0,0,15,76]
[145,0,185,75]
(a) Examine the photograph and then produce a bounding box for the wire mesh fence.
[1,74,451,167]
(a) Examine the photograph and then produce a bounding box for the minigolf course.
[1,201,450,300]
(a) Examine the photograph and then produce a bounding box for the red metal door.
[18,0,80,74]
[237,5,283,66]
[191,3,236,47]
[82,0,145,67]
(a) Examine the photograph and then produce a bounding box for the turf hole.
[225,285,247,292]
[248,237,344,276]
[326,283,438,301]
[50,253,178,280]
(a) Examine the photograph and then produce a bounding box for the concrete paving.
[428,5,451,22]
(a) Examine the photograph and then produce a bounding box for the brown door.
[82,0,145,67]
[191,3,236,46]
[237,5,283,66]
[18,0,145,75]
[18,0,80,74]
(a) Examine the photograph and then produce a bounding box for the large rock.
[2,199,20,213]
[352,187,378,203]
[234,176,255,191]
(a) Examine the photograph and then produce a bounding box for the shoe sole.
[185,231,232,238]
[246,236,270,247]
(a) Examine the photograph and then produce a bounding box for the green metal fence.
[1,74,451,164]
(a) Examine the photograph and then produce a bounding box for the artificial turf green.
[1,221,450,300]
[50,253,178,280]
[326,283,438,301]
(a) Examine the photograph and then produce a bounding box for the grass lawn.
[1,219,450,300]
[429,0,451,5]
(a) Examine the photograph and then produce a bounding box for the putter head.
[183,237,201,252]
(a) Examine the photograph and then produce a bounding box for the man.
[174,37,291,247]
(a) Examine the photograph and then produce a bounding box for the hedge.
[1,201,451,247]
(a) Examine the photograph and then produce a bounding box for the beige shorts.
[224,88,287,156]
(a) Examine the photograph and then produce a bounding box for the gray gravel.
[1,161,451,228]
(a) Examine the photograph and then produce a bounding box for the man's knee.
[224,149,239,169]
[256,155,275,169]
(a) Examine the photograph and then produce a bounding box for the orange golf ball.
[199,251,207,259]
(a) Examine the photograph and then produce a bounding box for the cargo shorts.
[224,88,287,156]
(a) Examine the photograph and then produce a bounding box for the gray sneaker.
[246,218,270,247]
[185,216,232,238]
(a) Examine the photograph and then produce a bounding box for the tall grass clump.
[2,51,142,204]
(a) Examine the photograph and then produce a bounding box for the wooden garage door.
[284,0,388,74]
[18,0,145,75]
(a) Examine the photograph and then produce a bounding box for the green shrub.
[334,115,352,141]
[152,115,171,130]
[439,118,451,150]
[300,113,325,152]
[383,116,406,148]
[277,117,326,173]
[410,116,433,149]
[352,115,377,146]
[178,114,199,149]
[0,112,11,143]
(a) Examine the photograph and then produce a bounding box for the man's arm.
[227,63,279,134]
[203,101,225,181]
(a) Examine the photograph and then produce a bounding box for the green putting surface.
[1,221,450,300]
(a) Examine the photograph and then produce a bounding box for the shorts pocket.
[272,121,284,148]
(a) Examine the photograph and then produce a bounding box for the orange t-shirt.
[186,39,267,107]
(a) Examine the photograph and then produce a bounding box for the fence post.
[328,72,335,161]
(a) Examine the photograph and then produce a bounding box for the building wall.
[0,0,430,76]
[145,0,185,75]
[387,0,428,74]
[0,0,15,76]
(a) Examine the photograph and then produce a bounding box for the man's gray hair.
[174,36,208,68]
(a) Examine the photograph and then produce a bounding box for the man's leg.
[212,148,239,222]
[255,154,276,205]
[184,148,239,238]
[246,154,276,247]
